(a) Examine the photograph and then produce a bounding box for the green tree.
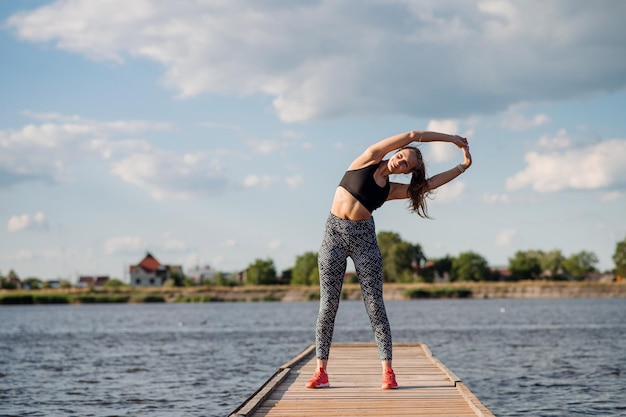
[377,231,425,282]
[291,252,319,285]
[451,251,490,282]
[613,235,626,278]
[421,255,454,283]
[539,249,566,279]
[0,276,17,290]
[389,241,425,282]
[281,269,293,285]
[213,272,240,287]
[212,272,225,286]
[563,251,598,280]
[59,280,73,289]
[509,250,542,280]
[22,276,42,289]
[7,269,19,281]
[378,231,402,282]
[105,278,126,287]
[169,272,190,287]
[246,258,278,285]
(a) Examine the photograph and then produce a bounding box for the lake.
[1,298,625,416]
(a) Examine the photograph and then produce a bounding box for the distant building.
[1,272,22,289]
[94,276,110,287]
[76,275,110,288]
[186,265,217,284]
[130,252,183,287]
[77,276,95,288]
[492,267,512,281]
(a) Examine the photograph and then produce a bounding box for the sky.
[1,0,625,282]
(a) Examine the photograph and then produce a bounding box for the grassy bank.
[1,280,624,305]
[0,292,166,305]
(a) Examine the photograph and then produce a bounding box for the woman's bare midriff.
[330,186,372,221]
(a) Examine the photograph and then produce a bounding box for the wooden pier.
[230,343,495,417]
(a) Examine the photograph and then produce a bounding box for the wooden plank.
[229,343,495,417]
[230,368,291,417]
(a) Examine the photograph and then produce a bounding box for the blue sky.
[1,0,625,281]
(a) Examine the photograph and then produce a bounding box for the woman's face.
[388,149,420,174]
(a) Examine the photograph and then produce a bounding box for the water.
[1,298,625,417]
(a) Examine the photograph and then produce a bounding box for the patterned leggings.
[315,213,392,361]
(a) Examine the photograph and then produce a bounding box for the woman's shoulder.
[347,149,383,170]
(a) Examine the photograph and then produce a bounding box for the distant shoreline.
[1,280,624,304]
[187,280,626,302]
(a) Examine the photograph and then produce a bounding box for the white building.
[130,252,182,287]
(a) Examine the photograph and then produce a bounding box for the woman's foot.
[305,367,330,388]
[382,368,398,389]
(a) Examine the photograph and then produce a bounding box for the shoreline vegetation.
[1,281,625,305]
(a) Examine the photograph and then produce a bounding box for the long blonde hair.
[401,146,432,218]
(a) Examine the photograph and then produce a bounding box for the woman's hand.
[460,144,472,170]
[451,135,471,170]
[451,134,468,148]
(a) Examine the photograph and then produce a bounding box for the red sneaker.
[305,368,330,388]
[382,368,398,389]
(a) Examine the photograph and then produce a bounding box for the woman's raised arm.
[352,131,463,168]
[426,144,472,191]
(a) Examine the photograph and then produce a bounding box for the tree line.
[240,232,626,286]
[2,233,625,289]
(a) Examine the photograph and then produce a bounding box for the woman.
[306,130,472,389]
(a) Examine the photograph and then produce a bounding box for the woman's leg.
[315,218,347,363]
[350,220,393,363]
[350,223,398,388]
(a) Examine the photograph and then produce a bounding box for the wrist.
[456,164,466,173]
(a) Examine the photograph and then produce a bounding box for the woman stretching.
[306,130,472,389]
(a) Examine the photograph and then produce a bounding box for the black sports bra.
[338,162,390,212]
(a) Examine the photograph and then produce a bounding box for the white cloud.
[483,193,510,204]
[243,174,276,188]
[423,119,463,163]
[285,175,304,189]
[161,238,187,252]
[426,119,459,135]
[506,138,626,192]
[7,212,48,232]
[110,149,228,201]
[0,111,230,201]
[0,113,170,187]
[426,142,458,164]
[500,103,549,131]
[7,2,626,122]
[268,239,282,250]
[601,191,622,202]
[0,249,34,261]
[198,121,241,131]
[281,130,303,140]
[431,181,466,204]
[20,111,82,122]
[220,239,237,248]
[496,229,517,247]
[537,129,572,150]
[104,236,145,255]
[247,139,287,155]
[242,173,303,189]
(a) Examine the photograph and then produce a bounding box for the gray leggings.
[315,213,392,361]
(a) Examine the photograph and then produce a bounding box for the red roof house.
[130,252,181,287]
